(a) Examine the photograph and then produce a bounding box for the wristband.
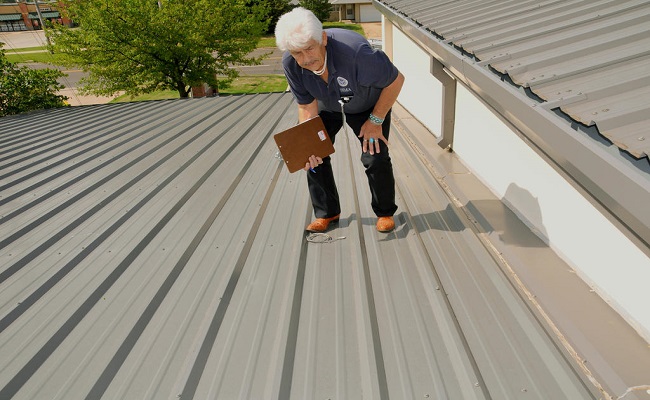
[368,113,384,125]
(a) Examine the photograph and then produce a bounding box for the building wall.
[385,20,650,342]
[331,2,381,22]
[391,28,442,137]
[0,1,69,31]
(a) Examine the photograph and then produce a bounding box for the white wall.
[390,28,442,137]
[385,21,650,342]
[453,86,650,340]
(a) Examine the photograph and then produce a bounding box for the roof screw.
[474,382,480,387]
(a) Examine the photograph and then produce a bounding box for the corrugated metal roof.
[378,0,650,160]
[0,93,639,399]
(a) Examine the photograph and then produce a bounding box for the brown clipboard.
[273,116,335,173]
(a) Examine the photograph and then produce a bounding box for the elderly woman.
[275,7,404,233]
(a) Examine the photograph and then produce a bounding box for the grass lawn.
[110,74,288,103]
[220,74,287,94]
[257,36,277,47]
[323,21,365,35]
[5,50,65,64]
[5,45,49,52]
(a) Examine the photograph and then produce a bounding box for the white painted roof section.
[1,93,647,398]
[379,0,650,160]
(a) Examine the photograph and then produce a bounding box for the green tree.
[0,45,67,117]
[299,0,332,22]
[48,0,269,98]
[255,0,292,34]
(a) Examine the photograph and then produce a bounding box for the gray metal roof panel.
[380,0,650,161]
[0,93,630,398]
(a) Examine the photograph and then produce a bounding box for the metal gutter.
[430,57,456,150]
[374,0,650,255]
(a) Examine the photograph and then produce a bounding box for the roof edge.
[374,0,650,257]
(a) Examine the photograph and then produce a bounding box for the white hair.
[274,7,323,52]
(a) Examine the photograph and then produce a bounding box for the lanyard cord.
[306,232,346,243]
[338,99,349,136]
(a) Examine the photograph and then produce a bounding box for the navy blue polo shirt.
[282,28,399,114]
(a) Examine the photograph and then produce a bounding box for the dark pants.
[307,108,398,218]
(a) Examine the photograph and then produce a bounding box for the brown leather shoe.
[306,214,340,232]
[376,216,395,232]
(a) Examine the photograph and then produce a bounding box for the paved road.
[1,24,380,105]
[237,47,284,75]
[2,30,286,105]
[2,30,284,77]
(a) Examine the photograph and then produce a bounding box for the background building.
[0,0,71,32]
[330,0,382,22]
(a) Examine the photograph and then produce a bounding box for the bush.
[0,46,67,117]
